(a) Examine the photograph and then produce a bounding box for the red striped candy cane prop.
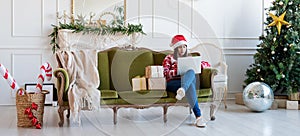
[44,62,52,81]
[0,64,22,95]
[35,62,52,93]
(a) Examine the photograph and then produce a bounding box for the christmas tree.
[244,0,300,95]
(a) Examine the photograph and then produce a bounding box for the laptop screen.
[177,56,202,75]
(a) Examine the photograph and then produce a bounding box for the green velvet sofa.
[54,47,218,126]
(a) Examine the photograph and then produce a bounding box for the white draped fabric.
[57,29,128,51]
[56,50,100,124]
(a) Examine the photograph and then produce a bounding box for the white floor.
[0,100,299,136]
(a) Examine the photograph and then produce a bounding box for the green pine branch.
[48,22,146,53]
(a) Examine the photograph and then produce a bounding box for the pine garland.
[48,22,146,53]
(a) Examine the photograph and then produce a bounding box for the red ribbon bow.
[35,123,41,129]
[24,107,31,115]
[23,102,42,129]
[32,117,38,126]
[31,102,38,110]
[28,112,34,119]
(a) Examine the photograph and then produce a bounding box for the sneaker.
[195,117,207,127]
[176,87,185,100]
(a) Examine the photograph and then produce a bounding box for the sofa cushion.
[115,98,167,105]
[100,99,117,105]
[128,50,154,83]
[152,51,170,65]
[98,52,111,90]
[101,90,118,99]
[197,88,212,97]
[117,90,168,99]
[100,98,167,105]
[200,68,213,88]
[107,49,154,91]
[107,49,117,90]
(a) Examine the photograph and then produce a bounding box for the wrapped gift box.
[148,78,166,90]
[132,77,147,91]
[235,92,244,105]
[145,66,164,78]
[286,100,299,110]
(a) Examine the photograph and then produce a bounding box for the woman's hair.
[173,45,188,60]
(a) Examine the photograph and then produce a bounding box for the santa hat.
[170,35,188,50]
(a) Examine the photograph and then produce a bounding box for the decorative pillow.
[201,61,211,69]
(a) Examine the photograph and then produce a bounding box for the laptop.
[177,56,202,75]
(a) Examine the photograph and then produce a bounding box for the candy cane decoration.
[35,62,52,93]
[0,64,21,95]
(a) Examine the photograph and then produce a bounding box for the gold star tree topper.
[268,11,290,35]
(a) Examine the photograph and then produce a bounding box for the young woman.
[162,35,206,127]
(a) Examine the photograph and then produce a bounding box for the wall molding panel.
[11,53,43,96]
[223,47,257,55]
[0,0,57,105]
[12,0,44,37]
[153,0,179,38]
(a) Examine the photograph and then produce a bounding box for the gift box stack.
[132,66,166,91]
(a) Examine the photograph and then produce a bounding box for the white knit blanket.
[56,50,100,124]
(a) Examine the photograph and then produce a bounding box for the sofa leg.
[66,109,70,118]
[58,107,65,127]
[224,86,228,109]
[113,107,118,125]
[210,104,216,121]
[163,105,168,123]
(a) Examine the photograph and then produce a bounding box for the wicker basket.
[16,88,49,127]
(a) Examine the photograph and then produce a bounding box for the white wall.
[127,0,273,99]
[0,0,272,105]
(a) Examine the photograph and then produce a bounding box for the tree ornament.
[268,11,290,35]
[279,1,283,6]
[243,82,274,112]
[260,78,264,81]
[271,51,275,54]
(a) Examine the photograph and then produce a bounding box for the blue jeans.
[166,69,201,117]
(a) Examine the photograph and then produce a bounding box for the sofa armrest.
[199,68,218,89]
[54,68,70,106]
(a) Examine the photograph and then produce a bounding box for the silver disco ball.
[243,82,274,112]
